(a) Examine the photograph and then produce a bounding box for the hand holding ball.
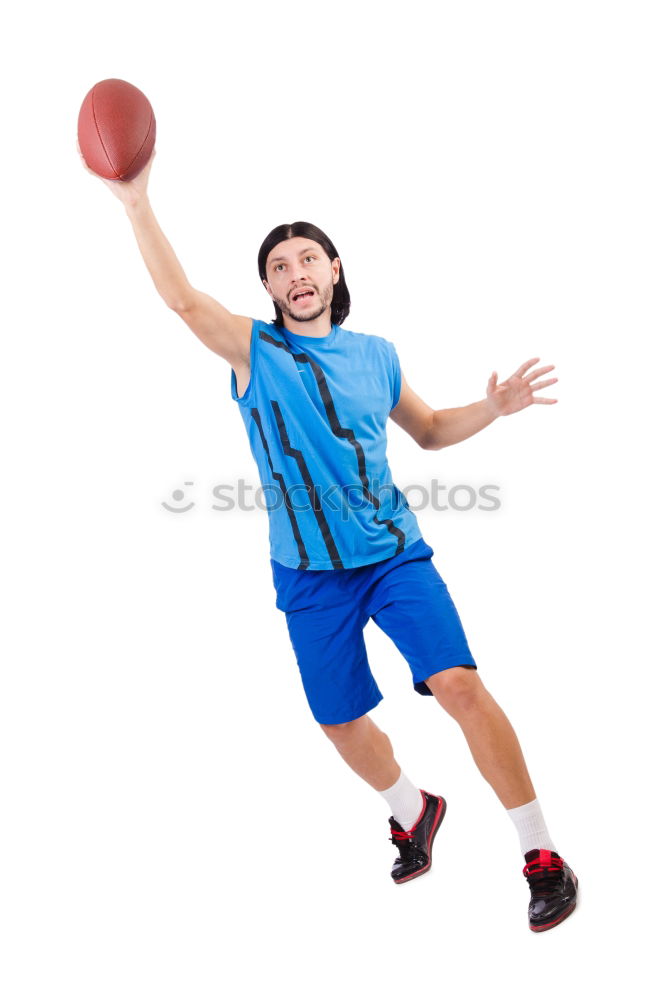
[77,78,156,181]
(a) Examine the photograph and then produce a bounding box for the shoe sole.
[392,795,447,885]
[529,876,579,932]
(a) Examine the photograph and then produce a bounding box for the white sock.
[379,769,425,830]
[507,797,556,855]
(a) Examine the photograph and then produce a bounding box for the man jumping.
[79,144,579,932]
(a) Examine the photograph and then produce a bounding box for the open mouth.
[292,289,315,302]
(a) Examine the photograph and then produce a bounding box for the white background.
[2,1,660,996]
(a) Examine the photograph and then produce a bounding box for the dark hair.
[257,221,351,327]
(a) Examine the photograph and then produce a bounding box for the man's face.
[263,237,340,324]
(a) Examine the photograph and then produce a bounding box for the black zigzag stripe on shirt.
[249,406,315,570]
[270,399,344,570]
[260,331,406,559]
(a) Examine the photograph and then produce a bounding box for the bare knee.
[320,719,352,736]
[425,666,486,717]
[320,718,360,743]
[319,714,377,748]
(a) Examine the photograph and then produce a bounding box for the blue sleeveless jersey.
[230,318,423,570]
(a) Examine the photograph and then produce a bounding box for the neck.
[281,308,333,338]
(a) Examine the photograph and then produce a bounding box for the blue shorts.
[270,537,477,724]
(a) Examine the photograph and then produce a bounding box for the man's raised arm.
[78,143,251,368]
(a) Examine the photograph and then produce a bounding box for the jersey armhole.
[231,318,259,406]
[389,341,402,410]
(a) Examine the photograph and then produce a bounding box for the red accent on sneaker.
[522,852,565,878]
[390,827,414,841]
[389,793,446,884]
[530,903,577,932]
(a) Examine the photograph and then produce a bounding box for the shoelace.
[389,825,426,862]
[523,855,565,897]
[390,826,415,842]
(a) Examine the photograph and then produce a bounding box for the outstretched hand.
[76,139,156,207]
[485,357,558,417]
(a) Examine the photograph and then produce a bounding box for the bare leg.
[319,670,536,809]
[319,714,401,791]
[425,667,536,809]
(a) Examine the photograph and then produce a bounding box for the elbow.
[419,413,436,451]
[169,298,192,314]
[421,428,447,450]
[420,416,442,451]
[167,286,196,313]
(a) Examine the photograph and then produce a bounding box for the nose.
[291,268,310,284]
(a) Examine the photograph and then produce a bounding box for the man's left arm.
[389,357,558,450]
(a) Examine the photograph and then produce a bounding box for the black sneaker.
[388,790,447,884]
[523,848,579,932]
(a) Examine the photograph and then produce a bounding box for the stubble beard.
[275,279,335,324]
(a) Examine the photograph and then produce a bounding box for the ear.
[331,257,341,285]
[262,278,274,299]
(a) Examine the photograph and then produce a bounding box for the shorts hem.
[413,661,477,696]
[312,692,384,725]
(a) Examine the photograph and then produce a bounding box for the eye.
[275,263,284,271]
[305,255,315,262]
